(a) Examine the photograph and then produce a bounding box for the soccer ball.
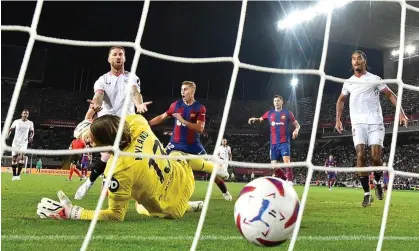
[234,177,300,247]
[74,119,92,139]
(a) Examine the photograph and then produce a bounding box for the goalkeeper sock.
[359,176,370,193]
[89,160,107,183]
[214,177,228,193]
[17,163,23,176]
[12,164,17,176]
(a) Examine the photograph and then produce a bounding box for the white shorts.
[352,124,384,147]
[11,143,28,156]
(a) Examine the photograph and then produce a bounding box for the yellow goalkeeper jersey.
[80,114,196,220]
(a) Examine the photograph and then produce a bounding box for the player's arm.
[228,147,232,161]
[149,101,177,126]
[7,120,16,139]
[289,112,300,139]
[380,86,409,127]
[85,78,105,120]
[29,122,34,142]
[173,105,206,134]
[131,77,152,114]
[248,111,268,124]
[335,83,349,134]
[37,163,132,221]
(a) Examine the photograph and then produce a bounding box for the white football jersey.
[10,119,34,145]
[341,72,387,125]
[216,145,231,160]
[94,71,141,117]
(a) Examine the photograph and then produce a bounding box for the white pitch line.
[2,235,418,242]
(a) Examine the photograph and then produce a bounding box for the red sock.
[286,167,293,181]
[274,168,287,181]
[214,177,228,193]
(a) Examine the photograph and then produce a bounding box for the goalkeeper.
[36,114,207,221]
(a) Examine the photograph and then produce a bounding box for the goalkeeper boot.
[222,191,233,201]
[375,184,384,200]
[187,201,204,212]
[74,179,94,200]
[362,194,373,207]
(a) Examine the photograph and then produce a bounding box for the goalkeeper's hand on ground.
[37,190,83,220]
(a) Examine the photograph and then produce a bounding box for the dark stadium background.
[1,1,418,186]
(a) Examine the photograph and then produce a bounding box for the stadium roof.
[288,1,419,50]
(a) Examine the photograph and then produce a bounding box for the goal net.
[1,1,419,251]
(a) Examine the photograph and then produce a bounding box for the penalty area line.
[1,235,419,242]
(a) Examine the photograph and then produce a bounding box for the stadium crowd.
[1,70,418,188]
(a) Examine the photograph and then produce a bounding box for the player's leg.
[16,152,25,180]
[353,124,373,207]
[281,143,293,185]
[11,152,19,180]
[179,150,232,201]
[271,145,287,181]
[369,124,385,200]
[75,152,109,200]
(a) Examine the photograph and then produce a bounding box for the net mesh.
[1,0,419,251]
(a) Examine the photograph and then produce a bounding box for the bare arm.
[132,86,143,107]
[85,90,104,120]
[336,94,346,121]
[381,88,406,116]
[293,120,300,131]
[149,113,170,126]
[182,119,205,134]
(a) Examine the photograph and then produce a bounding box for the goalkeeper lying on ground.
[36,114,208,221]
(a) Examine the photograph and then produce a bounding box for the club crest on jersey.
[281,115,285,119]
[190,114,196,118]
[103,176,120,192]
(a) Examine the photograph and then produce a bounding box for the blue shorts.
[166,141,207,155]
[81,162,89,168]
[270,143,290,161]
[328,173,336,179]
[383,177,389,185]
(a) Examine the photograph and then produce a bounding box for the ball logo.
[103,176,120,192]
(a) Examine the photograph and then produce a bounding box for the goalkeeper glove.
[37,190,84,220]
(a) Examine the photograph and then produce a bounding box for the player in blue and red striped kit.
[149,81,232,201]
[324,155,337,191]
[248,95,300,185]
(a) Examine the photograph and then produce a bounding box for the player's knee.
[357,171,368,177]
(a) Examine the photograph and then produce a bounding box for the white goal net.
[1,0,419,251]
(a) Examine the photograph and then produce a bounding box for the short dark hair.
[273,95,283,100]
[22,109,29,113]
[109,46,125,55]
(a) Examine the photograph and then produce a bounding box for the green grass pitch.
[1,174,418,251]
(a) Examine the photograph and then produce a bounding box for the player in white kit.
[75,46,151,200]
[335,50,409,207]
[214,138,231,180]
[7,109,34,181]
